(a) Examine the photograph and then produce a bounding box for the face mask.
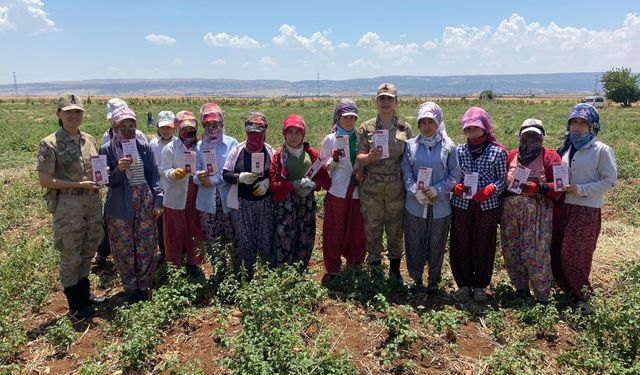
[118,127,136,140]
[246,132,266,153]
[570,131,593,150]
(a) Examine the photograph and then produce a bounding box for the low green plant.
[372,294,418,373]
[45,316,76,352]
[422,305,469,341]
[483,339,548,374]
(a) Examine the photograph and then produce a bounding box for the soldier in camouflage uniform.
[37,93,104,319]
[356,83,412,282]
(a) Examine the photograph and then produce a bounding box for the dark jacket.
[100,140,163,220]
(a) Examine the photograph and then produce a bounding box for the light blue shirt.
[401,136,460,219]
[194,135,239,214]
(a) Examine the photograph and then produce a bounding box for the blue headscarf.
[557,103,600,156]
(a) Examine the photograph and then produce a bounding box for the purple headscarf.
[333,98,359,126]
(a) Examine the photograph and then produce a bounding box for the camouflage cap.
[376,83,397,98]
[57,93,84,111]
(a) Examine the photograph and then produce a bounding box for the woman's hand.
[117,157,132,172]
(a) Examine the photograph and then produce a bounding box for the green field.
[1,97,639,374]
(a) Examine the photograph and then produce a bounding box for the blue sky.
[0,0,639,84]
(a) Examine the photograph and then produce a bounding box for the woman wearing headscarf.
[149,110,176,261]
[319,99,366,276]
[270,114,331,270]
[161,111,205,277]
[401,102,460,295]
[552,104,617,314]
[500,119,562,304]
[223,112,275,277]
[194,103,238,260]
[101,107,163,302]
[450,107,507,302]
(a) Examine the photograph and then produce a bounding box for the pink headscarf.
[282,114,306,138]
[461,107,505,150]
[200,103,224,148]
[110,107,137,159]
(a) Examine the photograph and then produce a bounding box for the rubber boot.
[389,258,404,284]
[64,284,92,319]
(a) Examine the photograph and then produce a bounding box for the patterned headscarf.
[175,110,198,149]
[110,107,137,159]
[557,103,601,156]
[282,114,306,138]
[461,106,505,150]
[200,103,224,148]
[244,112,268,153]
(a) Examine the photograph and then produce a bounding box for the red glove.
[521,181,539,195]
[332,150,340,162]
[452,183,465,197]
[472,184,496,203]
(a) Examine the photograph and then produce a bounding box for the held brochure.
[305,158,324,179]
[508,165,532,194]
[416,167,433,191]
[121,139,139,165]
[334,135,350,163]
[251,153,264,177]
[552,162,569,191]
[462,171,479,200]
[183,151,197,176]
[372,129,389,159]
[90,155,109,185]
[203,150,218,175]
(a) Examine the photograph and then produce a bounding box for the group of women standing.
[47,85,616,315]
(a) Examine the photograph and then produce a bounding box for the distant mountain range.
[0,73,602,97]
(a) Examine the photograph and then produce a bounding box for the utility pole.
[12,72,18,97]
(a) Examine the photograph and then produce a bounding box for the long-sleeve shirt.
[193,135,238,214]
[149,136,176,192]
[320,133,360,199]
[562,138,617,208]
[401,136,460,219]
[451,143,507,211]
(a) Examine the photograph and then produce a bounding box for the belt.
[365,172,402,182]
[59,188,99,196]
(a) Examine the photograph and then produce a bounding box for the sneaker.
[409,279,423,295]
[93,254,107,267]
[453,286,472,301]
[473,288,488,302]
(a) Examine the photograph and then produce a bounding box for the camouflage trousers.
[52,193,103,288]
[358,173,405,263]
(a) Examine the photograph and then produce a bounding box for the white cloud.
[272,24,334,55]
[422,41,437,49]
[357,32,419,58]
[145,33,176,45]
[0,0,57,33]
[241,62,252,68]
[348,59,380,69]
[172,58,183,66]
[436,13,640,74]
[211,59,226,66]
[203,32,260,48]
[260,56,277,66]
[337,42,350,48]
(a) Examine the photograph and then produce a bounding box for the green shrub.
[45,316,76,352]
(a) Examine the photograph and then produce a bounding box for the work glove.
[252,178,269,196]
[521,181,552,195]
[472,184,497,204]
[239,172,259,185]
[415,190,429,205]
[174,168,187,180]
[425,186,438,199]
[452,183,465,197]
